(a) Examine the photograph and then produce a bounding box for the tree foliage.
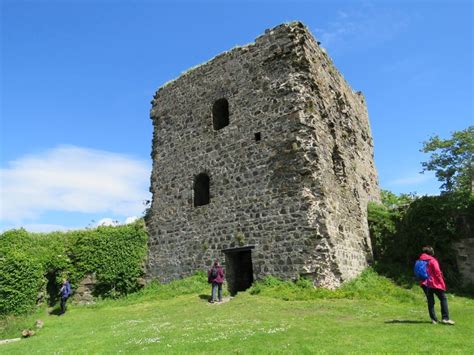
[421,125,474,193]
[367,190,414,261]
[368,190,473,289]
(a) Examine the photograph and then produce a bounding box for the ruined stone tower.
[146,22,380,291]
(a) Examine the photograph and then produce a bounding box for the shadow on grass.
[385,320,431,324]
[198,294,211,302]
[48,308,63,316]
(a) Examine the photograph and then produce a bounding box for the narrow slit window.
[194,173,210,207]
[254,132,261,142]
[212,98,229,130]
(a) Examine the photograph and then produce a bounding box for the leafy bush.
[367,190,414,261]
[0,220,148,316]
[367,202,398,261]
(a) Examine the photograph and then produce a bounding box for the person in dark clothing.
[208,259,224,303]
[417,246,455,325]
[59,278,71,315]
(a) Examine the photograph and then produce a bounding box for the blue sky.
[1,0,472,232]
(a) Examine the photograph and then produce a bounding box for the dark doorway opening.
[194,173,210,207]
[46,271,60,307]
[223,246,254,296]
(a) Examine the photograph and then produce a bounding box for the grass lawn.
[1,272,473,353]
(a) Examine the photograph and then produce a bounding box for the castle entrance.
[222,246,254,296]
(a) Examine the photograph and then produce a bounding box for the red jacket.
[208,265,225,284]
[418,253,446,291]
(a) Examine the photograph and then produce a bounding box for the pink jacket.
[418,253,446,291]
[208,265,225,284]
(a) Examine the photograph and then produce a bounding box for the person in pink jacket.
[208,259,225,303]
[418,246,455,325]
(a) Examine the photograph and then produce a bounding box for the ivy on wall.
[0,220,148,316]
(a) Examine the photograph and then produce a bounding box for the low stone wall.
[454,238,474,286]
[73,274,96,304]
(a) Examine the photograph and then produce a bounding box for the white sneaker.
[441,319,455,325]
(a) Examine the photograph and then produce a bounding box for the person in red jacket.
[208,259,225,303]
[418,246,455,325]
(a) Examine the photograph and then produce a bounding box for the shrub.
[367,190,414,261]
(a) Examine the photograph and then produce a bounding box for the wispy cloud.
[0,146,150,224]
[379,171,439,196]
[313,4,409,53]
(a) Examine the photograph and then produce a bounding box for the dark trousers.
[421,285,449,321]
[60,296,68,314]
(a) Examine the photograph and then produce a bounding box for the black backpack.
[210,267,218,279]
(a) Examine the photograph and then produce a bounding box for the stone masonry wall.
[146,22,380,288]
[285,24,380,284]
[454,238,474,286]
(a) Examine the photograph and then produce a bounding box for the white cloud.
[0,145,150,223]
[97,218,120,227]
[125,216,139,224]
[96,216,139,227]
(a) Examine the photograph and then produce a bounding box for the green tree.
[367,190,415,262]
[421,126,473,193]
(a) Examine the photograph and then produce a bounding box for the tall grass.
[249,268,420,303]
[84,271,211,308]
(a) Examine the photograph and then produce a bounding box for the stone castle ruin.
[145,22,380,292]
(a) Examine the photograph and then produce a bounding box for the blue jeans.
[211,282,222,302]
[421,285,449,321]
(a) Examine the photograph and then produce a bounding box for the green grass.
[1,270,473,353]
